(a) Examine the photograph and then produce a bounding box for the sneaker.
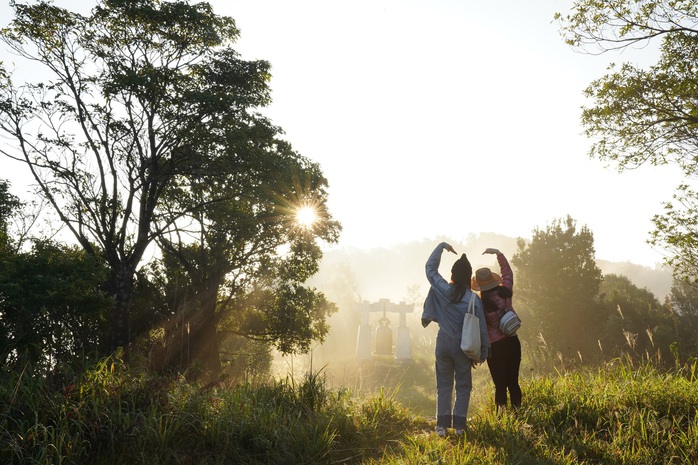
[436,426,446,437]
[455,429,465,436]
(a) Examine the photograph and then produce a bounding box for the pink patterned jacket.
[482,252,518,345]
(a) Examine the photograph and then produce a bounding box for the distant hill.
[596,259,672,300]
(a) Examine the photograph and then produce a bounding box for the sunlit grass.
[0,357,696,464]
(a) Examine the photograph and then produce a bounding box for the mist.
[271,232,673,414]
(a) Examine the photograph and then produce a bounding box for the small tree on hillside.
[512,216,604,364]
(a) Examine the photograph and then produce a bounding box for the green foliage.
[0,240,112,373]
[230,282,337,355]
[0,179,21,257]
[512,216,604,363]
[598,274,676,364]
[556,1,698,281]
[218,335,273,384]
[580,45,698,173]
[668,277,698,359]
[0,180,20,243]
[1,0,258,350]
[510,215,697,369]
[651,183,698,283]
[556,0,698,54]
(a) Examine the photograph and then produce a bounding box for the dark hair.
[450,254,472,303]
[481,286,513,312]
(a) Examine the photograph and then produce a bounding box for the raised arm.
[426,242,456,288]
[483,247,513,291]
[497,252,513,291]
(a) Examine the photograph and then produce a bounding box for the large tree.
[512,216,604,363]
[556,0,698,281]
[0,0,337,355]
[151,136,340,375]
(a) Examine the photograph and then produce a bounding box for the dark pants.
[487,335,522,409]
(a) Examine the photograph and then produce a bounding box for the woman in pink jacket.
[473,248,522,411]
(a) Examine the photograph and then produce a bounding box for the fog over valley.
[276,231,674,402]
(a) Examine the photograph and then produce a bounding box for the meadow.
[1,354,696,464]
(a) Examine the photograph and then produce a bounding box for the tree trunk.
[110,263,136,358]
[188,308,221,378]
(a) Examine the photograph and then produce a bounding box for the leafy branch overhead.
[556,0,698,281]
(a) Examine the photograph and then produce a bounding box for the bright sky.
[0,0,685,268]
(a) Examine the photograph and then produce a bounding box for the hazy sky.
[0,0,685,268]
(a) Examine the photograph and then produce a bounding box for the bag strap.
[467,292,476,315]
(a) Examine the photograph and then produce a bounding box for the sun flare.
[295,206,318,228]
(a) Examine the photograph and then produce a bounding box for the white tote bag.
[460,292,481,360]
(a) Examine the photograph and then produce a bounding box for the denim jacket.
[422,242,490,360]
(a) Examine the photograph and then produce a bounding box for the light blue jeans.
[435,331,472,429]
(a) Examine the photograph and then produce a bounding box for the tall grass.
[0,357,696,464]
[371,359,698,464]
[0,359,425,464]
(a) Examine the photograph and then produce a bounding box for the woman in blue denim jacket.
[422,242,490,437]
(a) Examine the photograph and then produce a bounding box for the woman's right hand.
[444,243,457,254]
